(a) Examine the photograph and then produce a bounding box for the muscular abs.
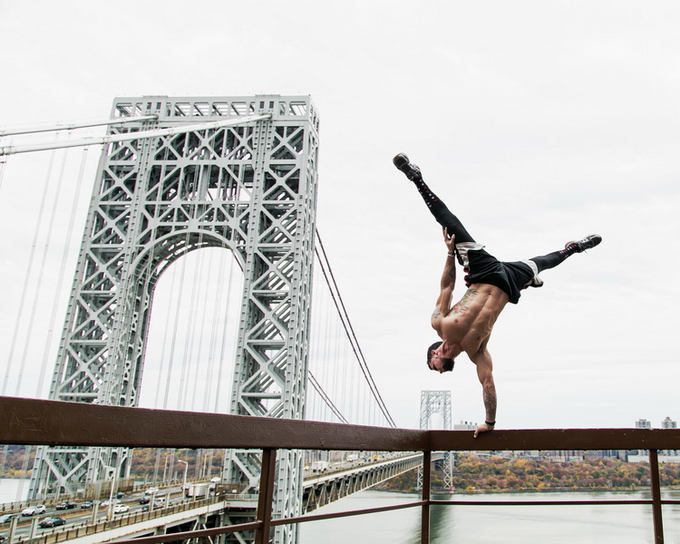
[433,284,509,356]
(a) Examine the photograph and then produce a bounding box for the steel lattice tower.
[28,95,319,541]
[418,390,454,490]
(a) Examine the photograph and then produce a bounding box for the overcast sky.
[1,1,679,431]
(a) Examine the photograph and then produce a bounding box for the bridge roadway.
[1,453,423,544]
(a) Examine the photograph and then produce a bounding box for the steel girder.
[302,455,422,513]
[30,96,319,540]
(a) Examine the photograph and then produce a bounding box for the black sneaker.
[393,153,422,181]
[566,234,602,253]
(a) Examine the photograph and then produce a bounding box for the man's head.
[426,341,455,373]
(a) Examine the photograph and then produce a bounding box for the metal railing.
[2,396,679,544]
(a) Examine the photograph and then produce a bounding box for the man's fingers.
[442,228,455,242]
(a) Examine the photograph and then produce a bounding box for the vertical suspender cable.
[177,160,203,410]
[205,249,227,412]
[2,142,58,395]
[163,246,189,409]
[189,239,211,411]
[154,262,177,408]
[214,254,236,414]
[35,146,89,398]
[0,160,6,191]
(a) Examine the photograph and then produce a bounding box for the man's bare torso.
[431,283,509,357]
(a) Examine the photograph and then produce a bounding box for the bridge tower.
[28,95,319,541]
[418,390,454,489]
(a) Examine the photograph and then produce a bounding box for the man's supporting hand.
[473,422,495,438]
[442,227,456,253]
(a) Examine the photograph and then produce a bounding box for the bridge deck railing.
[2,396,679,544]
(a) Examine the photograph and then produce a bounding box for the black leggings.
[413,177,570,274]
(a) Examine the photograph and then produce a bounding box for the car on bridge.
[80,501,94,509]
[113,504,130,514]
[56,501,77,510]
[21,505,46,516]
[142,497,168,511]
[39,516,66,528]
[0,514,17,524]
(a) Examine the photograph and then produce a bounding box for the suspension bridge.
[0,95,417,544]
[2,96,679,544]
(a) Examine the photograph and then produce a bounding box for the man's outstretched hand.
[473,422,495,438]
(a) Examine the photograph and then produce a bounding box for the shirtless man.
[393,153,602,437]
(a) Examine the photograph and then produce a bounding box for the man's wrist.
[485,420,495,427]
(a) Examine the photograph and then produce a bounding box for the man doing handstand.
[393,153,602,438]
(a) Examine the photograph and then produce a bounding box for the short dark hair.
[426,341,455,372]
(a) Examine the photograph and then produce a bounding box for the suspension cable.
[314,228,396,427]
[2,141,59,395]
[163,242,190,409]
[35,146,89,398]
[0,114,272,156]
[0,160,6,191]
[308,371,348,424]
[0,115,159,137]
[154,263,177,408]
[18,147,71,394]
[205,249,226,412]
[214,254,236,414]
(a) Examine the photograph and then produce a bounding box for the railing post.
[255,448,277,544]
[649,449,664,544]
[421,450,431,544]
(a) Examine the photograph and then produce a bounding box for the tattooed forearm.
[483,382,497,422]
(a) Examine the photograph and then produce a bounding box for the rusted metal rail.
[2,396,679,544]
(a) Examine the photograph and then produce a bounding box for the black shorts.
[463,248,538,304]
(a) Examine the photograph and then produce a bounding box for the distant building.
[629,417,680,461]
[661,417,678,456]
[453,421,477,430]
[661,417,677,429]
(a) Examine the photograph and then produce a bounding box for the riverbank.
[372,454,680,494]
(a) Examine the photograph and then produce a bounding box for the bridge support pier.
[418,391,454,490]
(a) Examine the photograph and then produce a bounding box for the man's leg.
[529,235,603,273]
[393,153,475,244]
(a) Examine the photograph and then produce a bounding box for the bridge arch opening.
[139,246,243,414]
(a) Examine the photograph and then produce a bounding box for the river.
[4,479,680,543]
[300,489,680,544]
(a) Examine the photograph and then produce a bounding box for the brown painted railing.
[2,396,680,544]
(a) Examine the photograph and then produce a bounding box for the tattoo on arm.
[431,309,441,320]
[483,382,497,423]
[460,289,478,305]
[448,288,478,316]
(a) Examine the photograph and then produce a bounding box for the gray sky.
[1,1,679,431]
